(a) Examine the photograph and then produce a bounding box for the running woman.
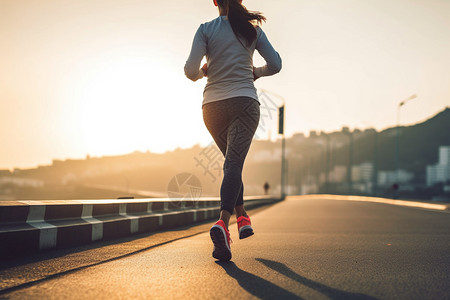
[184,0,281,261]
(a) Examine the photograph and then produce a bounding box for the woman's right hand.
[253,67,259,81]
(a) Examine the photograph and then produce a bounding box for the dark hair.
[217,0,266,46]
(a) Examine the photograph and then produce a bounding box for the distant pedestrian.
[185,0,281,261]
[263,181,270,195]
[392,183,399,199]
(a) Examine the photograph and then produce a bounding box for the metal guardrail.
[0,196,282,258]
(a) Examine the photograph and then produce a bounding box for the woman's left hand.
[201,63,208,76]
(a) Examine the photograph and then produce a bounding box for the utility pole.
[348,132,353,195]
[279,105,286,199]
[395,94,417,198]
[325,134,330,194]
[259,89,286,200]
[372,130,378,196]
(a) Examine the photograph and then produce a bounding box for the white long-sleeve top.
[184,16,282,106]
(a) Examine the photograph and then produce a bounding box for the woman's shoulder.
[197,16,226,36]
[201,16,223,28]
[254,25,264,40]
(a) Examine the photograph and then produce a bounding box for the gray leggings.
[202,96,260,215]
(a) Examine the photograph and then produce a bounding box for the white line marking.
[81,204,104,241]
[39,227,58,250]
[27,205,46,222]
[119,203,140,234]
[26,206,58,250]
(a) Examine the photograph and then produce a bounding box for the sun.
[63,51,204,157]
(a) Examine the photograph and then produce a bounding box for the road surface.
[1,196,449,299]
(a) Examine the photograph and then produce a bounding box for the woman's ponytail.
[218,0,266,46]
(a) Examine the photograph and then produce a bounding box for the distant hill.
[2,107,448,200]
[328,107,450,177]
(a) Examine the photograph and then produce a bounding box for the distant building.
[61,173,78,185]
[439,146,450,165]
[378,170,414,186]
[52,159,64,165]
[364,128,377,134]
[352,162,374,183]
[0,169,11,176]
[329,165,347,183]
[0,177,44,188]
[426,146,450,186]
[309,131,317,138]
[292,133,306,144]
[250,149,282,162]
[292,132,305,139]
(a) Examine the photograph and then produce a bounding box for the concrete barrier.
[0,196,281,257]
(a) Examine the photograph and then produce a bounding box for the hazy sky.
[1,0,449,169]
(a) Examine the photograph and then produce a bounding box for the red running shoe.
[237,215,254,239]
[210,220,232,261]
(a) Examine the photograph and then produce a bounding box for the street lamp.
[258,89,286,199]
[346,130,353,195]
[323,134,331,194]
[394,94,417,198]
[279,105,286,198]
[360,121,379,197]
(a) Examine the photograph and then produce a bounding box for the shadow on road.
[215,261,302,299]
[256,258,378,300]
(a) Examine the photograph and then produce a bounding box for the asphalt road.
[1,196,449,299]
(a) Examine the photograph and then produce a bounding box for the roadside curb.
[297,194,450,211]
[0,196,282,258]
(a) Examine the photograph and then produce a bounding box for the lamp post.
[340,127,354,195]
[348,131,353,195]
[258,89,286,199]
[360,121,379,197]
[279,105,286,198]
[325,134,330,194]
[372,130,378,196]
[394,94,417,198]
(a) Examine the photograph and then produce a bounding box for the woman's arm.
[253,28,282,79]
[184,25,207,82]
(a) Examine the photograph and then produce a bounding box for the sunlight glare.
[69,52,203,157]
